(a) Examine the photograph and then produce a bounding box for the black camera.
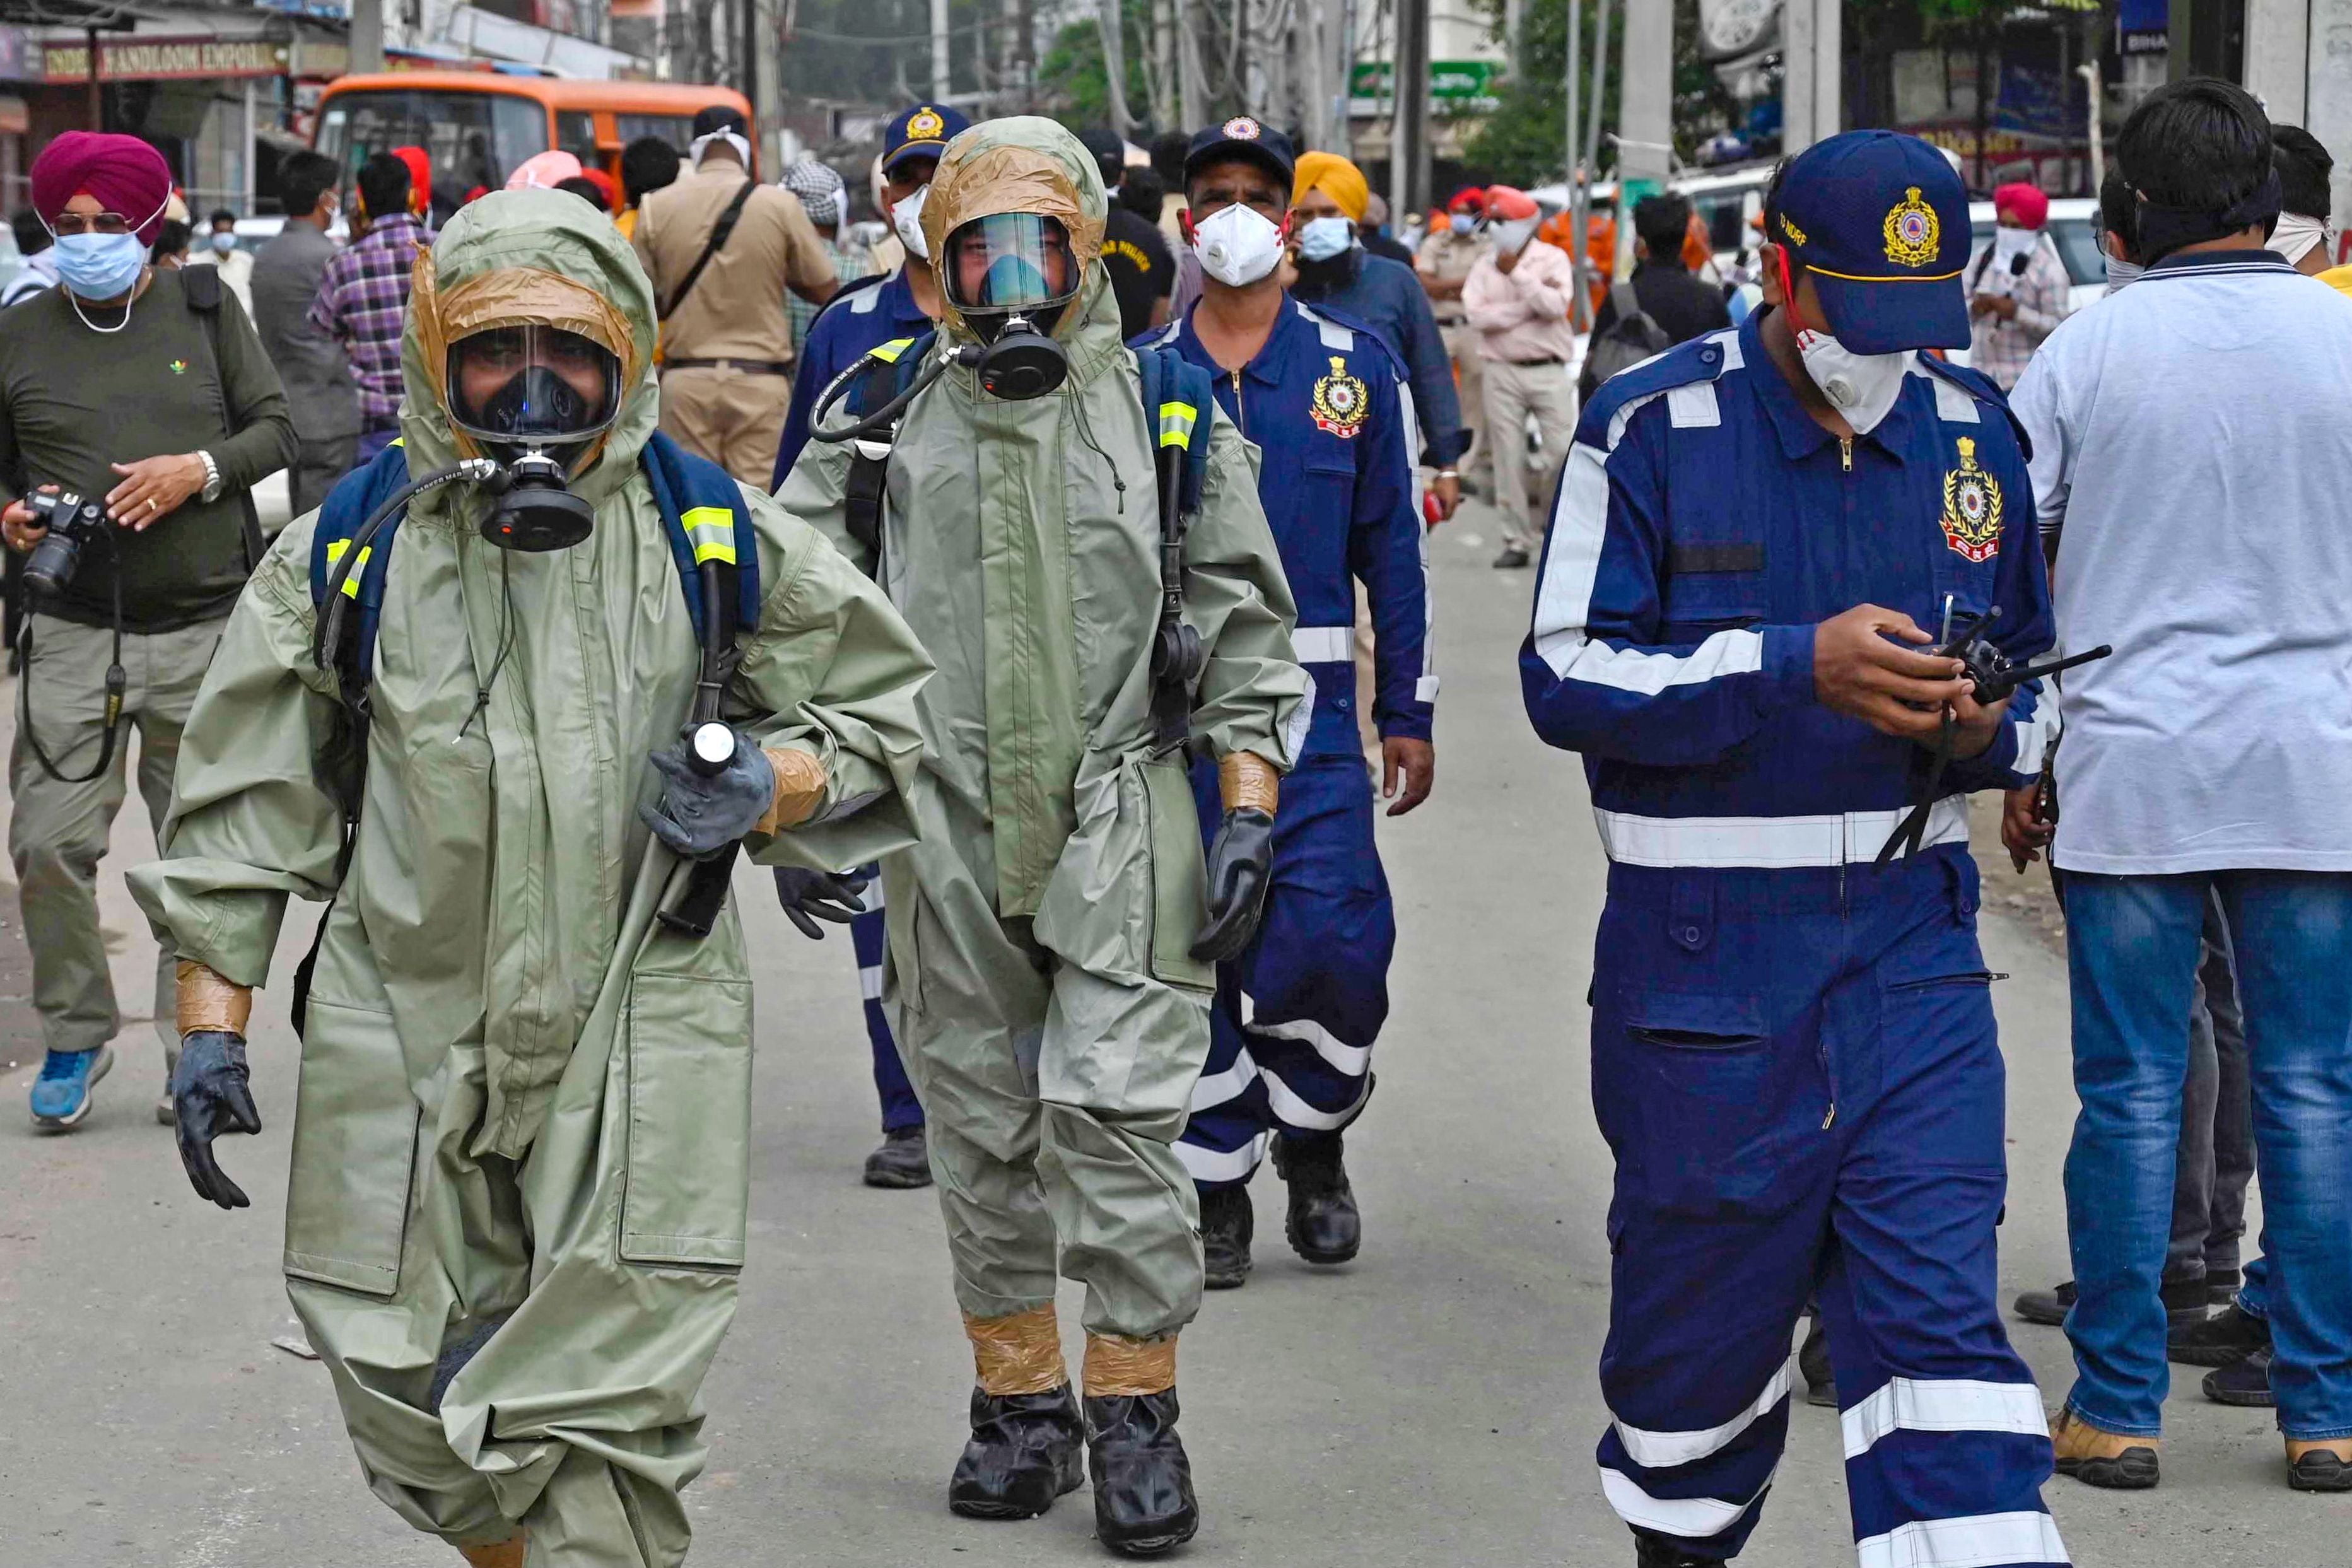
[21,488,107,602]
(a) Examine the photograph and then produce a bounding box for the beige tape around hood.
[921,116,1107,342]
[412,252,642,467]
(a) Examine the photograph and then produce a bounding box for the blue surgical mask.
[209,230,237,254]
[52,231,146,302]
[1297,216,1354,264]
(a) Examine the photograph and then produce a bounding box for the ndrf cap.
[1770,130,1972,354]
[883,103,973,176]
[1183,116,1296,187]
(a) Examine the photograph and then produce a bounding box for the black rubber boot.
[948,1384,1085,1519]
[1200,1184,1253,1290]
[1272,1130,1360,1265]
[2203,1346,2275,1408]
[863,1125,932,1189]
[1634,1530,1717,1566]
[1798,1311,1835,1408]
[1085,1390,1199,1555]
[2170,1302,2271,1367]
[2013,1280,2075,1328]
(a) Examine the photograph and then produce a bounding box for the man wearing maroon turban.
[0,130,295,1131]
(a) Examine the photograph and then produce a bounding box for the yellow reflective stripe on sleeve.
[337,545,371,597]
[869,337,918,365]
[1158,400,1198,448]
[681,505,737,566]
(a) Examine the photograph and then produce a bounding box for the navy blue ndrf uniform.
[1523,131,2066,1568]
[773,267,935,1138]
[1137,298,1433,1186]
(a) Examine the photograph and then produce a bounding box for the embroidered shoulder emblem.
[1311,355,1367,438]
[1884,186,1940,268]
[1940,436,2003,561]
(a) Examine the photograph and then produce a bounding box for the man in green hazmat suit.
[127,189,932,1568]
[775,118,1309,1557]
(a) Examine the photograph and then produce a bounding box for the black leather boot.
[947,1383,1085,1519]
[1272,1129,1360,1265]
[1634,1530,1717,1566]
[1085,1390,1199,1555]
[1200,1183,1253,1290]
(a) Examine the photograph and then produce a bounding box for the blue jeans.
[2062,870,2352,1440]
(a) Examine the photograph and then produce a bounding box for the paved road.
[0,501,2319,1565]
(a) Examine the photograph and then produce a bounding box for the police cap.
[1770,130,1972,354]
[883,103,973,177]
[1183,116,1296,189]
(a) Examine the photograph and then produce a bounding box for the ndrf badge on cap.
[1883,187,1940,267]
[1223,116,1262,140]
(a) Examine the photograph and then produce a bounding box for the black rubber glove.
[173,1029,262,1210]
[640,727,776,860]
[773,866,872,940]
[1190,807,1276,962]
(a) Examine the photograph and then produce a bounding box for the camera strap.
[15,526,127,787]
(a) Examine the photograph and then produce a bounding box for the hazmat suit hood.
[922,117,1109,344]
[400,188,660,518]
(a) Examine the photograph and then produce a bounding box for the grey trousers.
[2168,889,2253,1283]
[8,613,218,1062]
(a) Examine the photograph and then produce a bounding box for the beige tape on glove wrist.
[1083,1331,1178,1397]
[754,746,829,835]
[965,1306,1068,1395]
[1219,751,1280,816]
[175,960,252,1038]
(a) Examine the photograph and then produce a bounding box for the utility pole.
[1571,0,1612,329]
[1613,0,1671,281]
[351,0,385,74]
[1388,0,1428,221]
[1781,0,1840,156]
[1098,0,1134,132]
[754,0,782,172]
[1563,0,1582,326]
[923,0,946,103]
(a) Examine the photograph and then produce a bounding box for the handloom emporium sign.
[42,38,291,85]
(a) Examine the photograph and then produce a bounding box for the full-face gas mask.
[941,212,1080,401]
[445,322,621,550]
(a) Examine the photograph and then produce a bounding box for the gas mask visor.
[943,213,1080,399]
[445,324,621,551]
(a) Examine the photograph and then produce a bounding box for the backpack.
[292,431,759,1024]
[177,264,268,571]
[828,331,1215,754]
[1583,278,1675,390]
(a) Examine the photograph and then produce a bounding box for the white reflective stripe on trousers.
[1175,1130,1273,1185]
[1592,797,1970,869]
[1840,1378,2050,1461]
[1597,1463,1776,1538]
[1854,1510,2069,1568]
[1613,1365,1791,1470]
[1292,624,1355,664]
[1190,1045,1260,1112]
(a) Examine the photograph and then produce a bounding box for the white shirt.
[2011,249,2352,874]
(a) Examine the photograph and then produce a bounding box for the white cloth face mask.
[891,185,931,261]
[2273,210,2332,266]
[1795,329,1910,435]
[1193,203,1285,287]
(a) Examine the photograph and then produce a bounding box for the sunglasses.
[49,212,136,237]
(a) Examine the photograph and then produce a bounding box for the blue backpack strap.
[309,438,415,687]
[1131,344,1214,515]
[640,430,761,644]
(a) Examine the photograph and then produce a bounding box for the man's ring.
[146,498,157,512]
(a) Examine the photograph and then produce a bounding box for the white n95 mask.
[1795,330,1910,435]
[1193,204,1285,287]
[891,185,931,261]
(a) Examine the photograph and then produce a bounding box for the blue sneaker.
[29,1044,113,1130]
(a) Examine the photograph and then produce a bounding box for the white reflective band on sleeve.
[1613,1366,1791,1470]
[2014,704,2059,778]
[1190,1046,1260,1112]
[1855,1511,2069,1568]
[1598,1464,1775,1539]
[1840,1378,2051,1461]
[1593,797,1970,869]
[1292,625,1355,664]
[859,964,884,1002]
[1281,679,1316,761]
[1416,675,1441,703]
[1175,1131,1273,1185]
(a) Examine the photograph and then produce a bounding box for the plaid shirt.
[308,212,430,428]
[789,235,869,350]
[1966,231,2073,392]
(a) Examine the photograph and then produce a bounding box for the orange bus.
[313,73,755,216]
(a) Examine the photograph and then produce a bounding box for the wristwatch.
[197,450,223,504]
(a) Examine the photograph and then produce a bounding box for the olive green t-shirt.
[0,269,296,631]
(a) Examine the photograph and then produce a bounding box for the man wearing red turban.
[1968,180,2072,390]
[1,131,295,1131]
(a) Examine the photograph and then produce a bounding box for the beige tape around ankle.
[175,960,252,1038]
[965,1305,1067,1396]
[1219,751,1279,815]
[1083,1331,1177,1397]
[455,1534,525,1568]
[753,746,829,835]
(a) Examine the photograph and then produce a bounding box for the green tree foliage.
[1036,2,1155,136]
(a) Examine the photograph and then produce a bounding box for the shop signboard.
[42,37,292,85]
[1348,59,1502,116]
